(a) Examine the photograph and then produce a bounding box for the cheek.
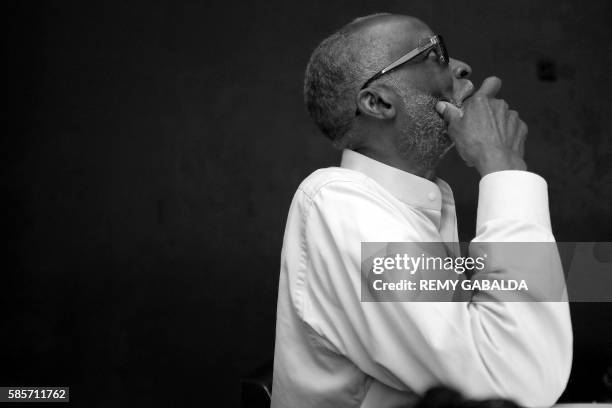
[439,72,454,96]
[401,69,438,95]
[416,70,454,99]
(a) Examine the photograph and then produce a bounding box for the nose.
[449,58,474,104]
[450,58,472,79]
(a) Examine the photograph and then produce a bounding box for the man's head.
[304,14,474,176]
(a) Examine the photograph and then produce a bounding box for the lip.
[458,80,475,103]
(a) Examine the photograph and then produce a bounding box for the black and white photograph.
[4,1,612,407]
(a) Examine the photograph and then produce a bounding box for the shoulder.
[286,167,428,248]
[296,167,370,201]
[290,167,403,227]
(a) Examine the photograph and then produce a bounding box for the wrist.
[476,149,527,176]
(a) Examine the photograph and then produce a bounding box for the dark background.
[4,0,612,407]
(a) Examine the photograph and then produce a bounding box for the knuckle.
[491,98,506,110]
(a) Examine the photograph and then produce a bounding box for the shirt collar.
[340,149,443,211]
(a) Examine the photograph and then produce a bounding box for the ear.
[356,85,397,119]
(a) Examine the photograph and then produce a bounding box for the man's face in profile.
[370,17,474,168]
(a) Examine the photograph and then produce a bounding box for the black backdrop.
[5,1,612,407]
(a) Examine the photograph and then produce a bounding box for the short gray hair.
[303,14,391,149]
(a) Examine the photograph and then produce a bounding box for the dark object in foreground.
[604,360,612,401]
[415,386,522,408]
[240,360,273,408]
[239,362,522,408]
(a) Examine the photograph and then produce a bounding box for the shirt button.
[427,192,436,201]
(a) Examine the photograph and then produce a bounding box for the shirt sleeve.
[477,170,552,234]
[297,173,572,408]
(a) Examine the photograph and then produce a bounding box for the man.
[272,13,572,408]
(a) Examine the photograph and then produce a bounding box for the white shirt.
[271,149,572,408]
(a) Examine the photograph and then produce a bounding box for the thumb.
[435,101,463,122]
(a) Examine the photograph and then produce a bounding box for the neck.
[353,145,437,181]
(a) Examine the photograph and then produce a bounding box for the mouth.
[437,96,459,109]
[458,81,475,105]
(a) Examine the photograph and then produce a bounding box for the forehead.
[361,16,435,58]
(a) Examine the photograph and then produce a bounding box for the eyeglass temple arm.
[359,36,438,90]
[379,38,436,75]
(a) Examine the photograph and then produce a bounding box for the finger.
[435,101,463,122]
[506,109,519,144]
[518,121,528,157]
[475,76,502,98]
[512,120,527,155]
[492,99,509,123]
[497,100,509,113]
[512,129,521,152]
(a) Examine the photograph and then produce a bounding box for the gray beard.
[396,92,455,171]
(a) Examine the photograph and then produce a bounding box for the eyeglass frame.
[355,34,449,114]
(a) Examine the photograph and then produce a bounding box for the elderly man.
[272,13,572,408]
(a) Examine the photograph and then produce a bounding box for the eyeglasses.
[359,34,449,91]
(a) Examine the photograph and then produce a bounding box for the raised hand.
[436,77,528,176]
